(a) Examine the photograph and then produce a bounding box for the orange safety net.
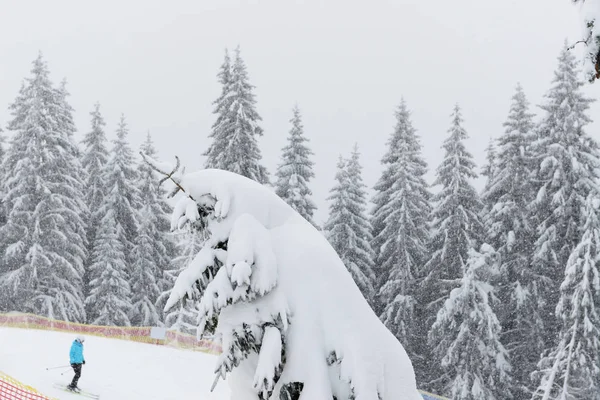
[0,372,57,400]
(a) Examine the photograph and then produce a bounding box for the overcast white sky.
[0,0,598,224]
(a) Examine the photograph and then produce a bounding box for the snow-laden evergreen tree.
[129,134,175,326]
[81,103,109,298]
[56,79,77,141]
[370,100,431,367]
[429,244,512,400]
[422,104,484,304]
[102,115,140,257]
[480,137,498,219]
[0,55,88,321]
[529,43,597,349]
[158,230,204,335]
[204,47,269,184]
[422,104,484,391]
[86,115,139,324]
[324,148,376,302]
[481,84,541,400]
[531,193,600,400]
[481,137,498,183]
[81,103,109,250]
[208,49,233,158]
[85,211,132,326]
[275,105,316,223]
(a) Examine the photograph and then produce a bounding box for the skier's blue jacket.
[69,340,84,364]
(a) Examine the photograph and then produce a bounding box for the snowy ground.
[0,327,445,399]
[0,327,230,400]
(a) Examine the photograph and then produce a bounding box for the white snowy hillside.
[0,327,229,400]
[144,155,423,400]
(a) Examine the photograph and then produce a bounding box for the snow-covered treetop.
[481,137,497,182]
[275,105,316,222]
[204,47,269,184]
[534,42,597,200]
[82,103,108,169]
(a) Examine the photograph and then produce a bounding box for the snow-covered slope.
[0,327,445,400]
[0,327,230,400]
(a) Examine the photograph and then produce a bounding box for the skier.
[68,335,86,392]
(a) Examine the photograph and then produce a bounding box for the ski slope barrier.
[0,312,220,353]
[0,371,58,400]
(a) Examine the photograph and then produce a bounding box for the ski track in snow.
[0,327,230,400]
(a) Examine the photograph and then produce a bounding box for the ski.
[52,383,100,399]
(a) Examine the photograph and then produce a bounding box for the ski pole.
[46,365,71,371]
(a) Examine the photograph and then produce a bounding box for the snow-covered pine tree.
[429,244,512,400]
[324,148,376,302]
[481,84,541,400]
[422,104,484,391]
[85,211,132,326]
[86,115,139,324]
[207,48,233,160]
[480,137,498,219]
[204,47,269,184]
[481,137,497,188]
[529,42,597,349]
[370,100,431,369]
[56,79,77,142]
[0,54,88,321]
[81,103,109,297]
[129,134,175,326]
[82,103,109,249]
[275,106,317,223]
[531,193,600,400]
[103,114,140,256]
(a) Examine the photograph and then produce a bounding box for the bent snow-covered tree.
[143,154,422,400]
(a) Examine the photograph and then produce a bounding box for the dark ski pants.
[70,363,82,388]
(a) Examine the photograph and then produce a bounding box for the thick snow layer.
[164,168,422,400]
[0,327,229,400]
